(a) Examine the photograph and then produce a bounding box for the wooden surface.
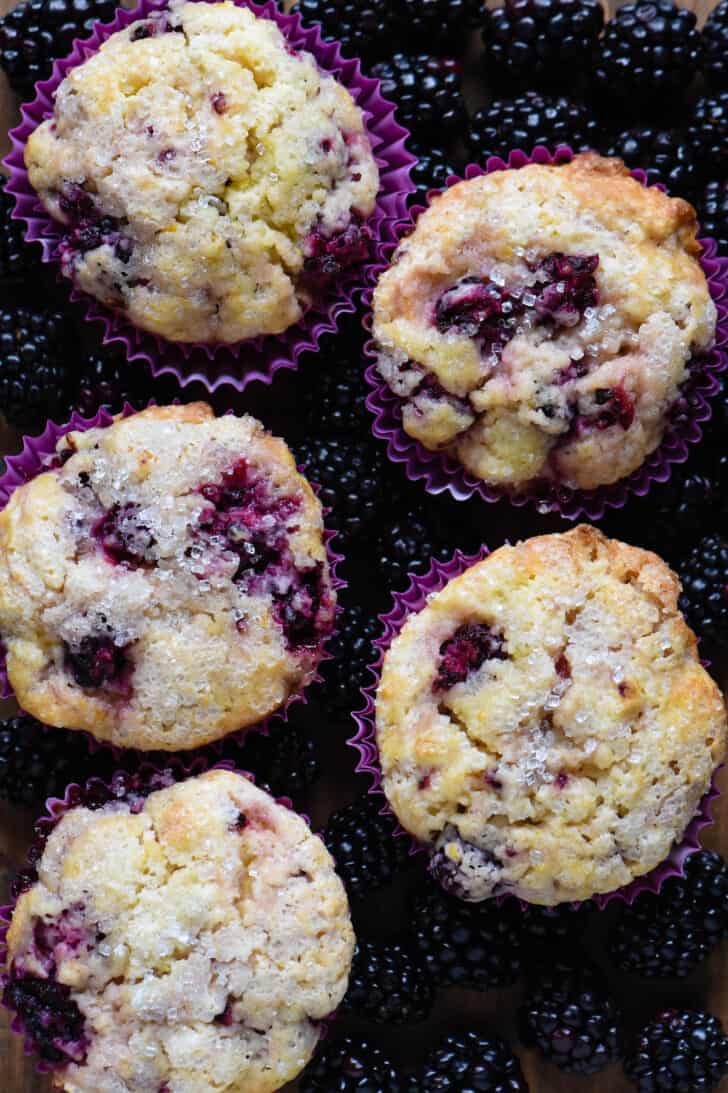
[1,0,727,1090]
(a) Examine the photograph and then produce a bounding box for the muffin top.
[375,526,727,905]
[24,0,379,344]
[4,769,354,1093]
[0,403,335,751]
[372,154,715,492]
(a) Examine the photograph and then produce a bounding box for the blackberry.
[376,507,454,594]
[678,534,728,643]
[71,347,146,418]
[418,1030,527,1092]
[519,900,595,949]
[0,713,114,810]
[603,127,698,196]
[323,794,413,902]
[609,851,728,979]
[2,976,87,1065]
[0,0,117,100]
[291,0,401,63]
[482,0,604,93]
[295,436,386,542]
[624,1010,728,1092]
[467,92,599,162]
[0,189,42,292]
[371,55,466,142]
[342,939,435,1024]
[0,305,72,429]
[594,1,701,114]
[410,879,523,990]
[703,0,728,91]
[409,144,457,205]
[227,712,320,799]
[699,179,728,256]
[687,94,728,190]
[399,0,482,55]
[520,960,622,1074]
[320,601,379,712]
[303,329,371,437]
[301,1036,403,1092]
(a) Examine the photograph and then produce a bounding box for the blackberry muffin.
[371,154,715,492]
[3,769,354,1092]
[23,0,379,344]
[375,525,727,905]
[0,403,336,751]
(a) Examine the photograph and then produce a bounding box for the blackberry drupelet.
[467,92,599,163]
[409,144,457,205]
[519,900,595,949]
[678,534,728,643]
[291,0,401,62]
[402,0,482,55]
[417,1030,527,1092]
[301,1036,404,1092]
[594,0,701,113]
[482,0,604,93]
[72,347,145,418]
[0,305,71,429]
[700,179,728,257]
[0,713,114,810]
[703,0,728,90]
[687,94,728,190]
[321,601,379,712]
[0,0,117,100]
[608,851,728,979]
[603,127,698,196]
[295,435,386,541]
[624,1010,728,1092]
[410,878,523,990]
[323,794,413,901]
[228,712,320,799]
[371,54,466,142]
[0,189,42,293]
[342,939,435,1024]
[376,507,454,594]
[520,960,622,1074]
[303,329,371,437]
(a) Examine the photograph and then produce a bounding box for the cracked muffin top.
[0,403,335,751]
[24,0,379,344]
[375,526,727,905]
[371,154,715,492]
[3,769,354,1093]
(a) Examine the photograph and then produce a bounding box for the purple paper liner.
[0,405,345,755]
[349,546,723,909]
[0,759,341,1075]
[3,0,416,393]
[363,145,728,521]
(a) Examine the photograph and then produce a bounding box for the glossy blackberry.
[608,851,728,979]
[468,92,599,162]
[409,144,457,205]
[291,0,401,62]
[301,1036,403,1093]
[0,713,114,810]
[520,960,622,1074]
[321,601,379,712]
[295,436,386,541]
[603,127,698,196]
[303,330,370,437]
[678,534,728,643]
[376,507,454,593]
[410,879,523,990]
[687,94,728,190]
[482,0,604,93]
[71,347,146,418]
[699,179,728,257]
[519,900,595,949]
[0,189,41,292]
[342,939,435,1024]
[371,54,466,142]
[594,1,701,113]
[0,0,117,100]
[703,0,728,91]
[418,1030,527,1092]
[323,794,412,902]
[401,0,482,54]
[227,713,320,799]
[624,1010,728,1092]
[0,305,71,429]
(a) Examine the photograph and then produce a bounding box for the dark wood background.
[0,0,726,1089]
